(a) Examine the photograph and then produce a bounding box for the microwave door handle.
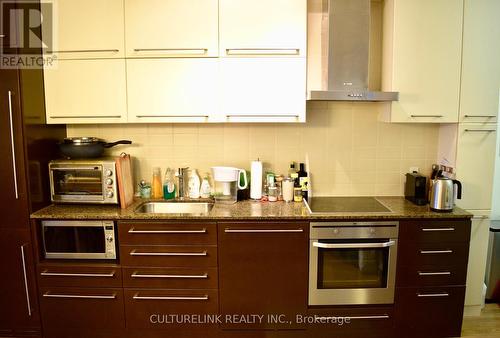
[313,241,396,249]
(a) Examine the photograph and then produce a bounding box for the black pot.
[58,137,132,158]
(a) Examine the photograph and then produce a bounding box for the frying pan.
[58,137,132,158]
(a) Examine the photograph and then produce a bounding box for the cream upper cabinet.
[219,0,307,57]
[381,0,463,123]
[219,58,306,122]
[44,60,127,124]
[455,124,497,210]
[43,0,125,59]
[127,59,218,123]
[125,0,218,58]
[460,0,500,123]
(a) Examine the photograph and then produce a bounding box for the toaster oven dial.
[105,178,114,185]
[106,190,114,198]
[106,236,114,243]
[105,169,113,177]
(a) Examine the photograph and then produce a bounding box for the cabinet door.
[0,229,40,332]
[125,0,218,58]
[0,69,30,229]
[218,222,308,329]
[460,0,500,123]
[127,58,218,123]
[44,59,127,124]
[383,0,463,123]
[42,0,124,59]
[455,124,497,210]
[219,58,306,122]
[219,0,306,57]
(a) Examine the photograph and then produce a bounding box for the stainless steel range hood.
[307,0,398,101]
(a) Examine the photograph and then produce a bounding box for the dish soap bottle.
[200,174,211,199]
[152,167,163,199]
[163,168,176,200]
[188,169,201,199]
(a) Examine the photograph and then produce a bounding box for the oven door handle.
[312,240,396,249]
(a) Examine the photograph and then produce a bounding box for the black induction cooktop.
[305,197,392,214]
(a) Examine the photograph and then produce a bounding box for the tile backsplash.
[67,102,439,196]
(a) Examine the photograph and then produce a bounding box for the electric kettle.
[430,176,462,212]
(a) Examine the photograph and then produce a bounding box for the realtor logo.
[0,0,57,68]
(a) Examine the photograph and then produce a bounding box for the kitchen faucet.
[176,167,189,199]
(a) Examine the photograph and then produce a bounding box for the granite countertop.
[30,197,472,221]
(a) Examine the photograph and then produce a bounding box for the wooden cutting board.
[116,153,134,209]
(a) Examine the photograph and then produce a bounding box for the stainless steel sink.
[134,201,214,215]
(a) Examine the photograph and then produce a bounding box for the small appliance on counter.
[429,176,462,212]
[211,167,248,204]
[404,172,428,205]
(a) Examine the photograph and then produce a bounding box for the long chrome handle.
[133,294,209,301]
[8,91,18,199]
[130,250,207,257]
[418,271,451,276]
[128,227,207,234]
[226,114,299,118]
[464,129,496,132]
[41,271,115,278]
[0,34,5,38]
[422,227,455,232]
[417,293,449,298]
[20,245,32,317]
[315,315,390,321]
[50,115,121,119]
[411,115,443,118]
[420,250,453,254]
[135,115,209,118]
[225,229,304,233]
[43,292,116,299]
[133,48,207,55]
[226,48,300,56]
[464,115,496,118]
[131,272,208,279]
[313,240,396,249]
[49,49,119,53]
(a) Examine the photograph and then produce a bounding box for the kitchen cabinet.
[381,0,463,123]
[125,0,218,58]
[126,59,218,123]
[219,58,306,122]
[218,222,308,329]
[44,59,127,124]
[455,124,497,210]
[459,0,500,123]
[42,0,125,59]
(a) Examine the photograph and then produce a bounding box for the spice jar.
[268,186,278,202]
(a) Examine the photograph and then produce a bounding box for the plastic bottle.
[163,168,176,200]
[188,169,201,199]
[200,174,211,198]
[152,167,163,199]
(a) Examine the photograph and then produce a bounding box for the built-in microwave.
[41,220,117,260]
[49,159,118,204]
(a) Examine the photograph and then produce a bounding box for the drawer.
[395,286,465,338]
[124,289,218,329]
[397,265,467,287]
[397,241,469,269]
[118,222,216,245]
[39,287,125,329]
[123,267,218,289]
[37,265,122,288]
[399,220,471,244]
[121,245,217,267]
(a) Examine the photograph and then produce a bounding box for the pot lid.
[63,137,104,145]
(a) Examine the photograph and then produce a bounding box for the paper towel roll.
[250,160,263,200]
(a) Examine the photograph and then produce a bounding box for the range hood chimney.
[308,0,398,101]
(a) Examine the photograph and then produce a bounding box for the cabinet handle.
[464,129,496,133]
[133,48,208,55]
[20,245,32,317]
[420,250,453,254]
[128,227,207,234]
[0,34,5,38]
[130,250,207,257]
[226,48,300,56]
[417,293,449,298]
[50,115,122,119]
[418,271,451,276]
[421,227,455,232]
[225,229,304,233]
[315,315,390,321]
[410,115,443,118]
[464,115,496,118]
[41,271,115,278]
[133,294,209,301]
[472,215,489,220]
[48,49,120,53]
[43,292,116,299]
[226,114,299,118]
[313,240,396,249]
[8,91,18,199]
[131,272,208,279]
[135,115,209,119]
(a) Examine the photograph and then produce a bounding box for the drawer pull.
[418,271,451,276]
[133,294,209,301]
[41,271,115,278]
[420,250,453,254]
[410,115,443,118]
[131,272,208,279]
[128,227,207,234]
[133,48,208,55]
[49,49,119,53]
[226,48,300,56]
[130,250,207,257]
[464,129,496,133]
[464,115,497,118]
[315,315,390,321]
[421,227,455,232]
[225,229,304,233]
[417,293,449,298]
[43,292,116,299]
[50,115,122,119]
